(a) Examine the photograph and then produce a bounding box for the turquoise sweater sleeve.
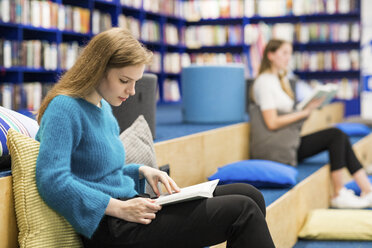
[123,164,146,194]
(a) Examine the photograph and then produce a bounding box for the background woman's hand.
[303,97,325,116]
[139,166,180,196]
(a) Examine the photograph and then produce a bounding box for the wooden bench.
[3,102,369,248]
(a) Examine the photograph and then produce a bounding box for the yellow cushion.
[298,209,372,241]
[7,129,82,248]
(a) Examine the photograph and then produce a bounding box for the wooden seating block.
[0,176,18,248]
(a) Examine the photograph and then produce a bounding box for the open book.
[154,179,219,206]
[296,83,339,111]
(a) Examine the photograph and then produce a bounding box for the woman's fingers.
[159,174,173,194]
[168,176,180,193]
[139,218,152,225]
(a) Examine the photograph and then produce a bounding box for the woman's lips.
[119,97,127,102]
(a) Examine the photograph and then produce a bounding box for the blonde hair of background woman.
[251,39,294,102]
[37,27,153,124]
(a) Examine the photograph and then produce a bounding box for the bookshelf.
[183,0,361,116]
[0,0,363,116]
[0,0,185,112]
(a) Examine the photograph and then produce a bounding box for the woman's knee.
[328,127,348,140]
[215,183,266,216]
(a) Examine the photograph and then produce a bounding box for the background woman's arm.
[261,108,309,131]
[261,98,323,131]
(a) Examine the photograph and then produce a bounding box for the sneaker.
[331,188,369,209]
[361,191,372,208]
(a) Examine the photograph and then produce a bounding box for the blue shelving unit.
[0,0,362,113]
[183,0,361,116]
[0,0,187,106]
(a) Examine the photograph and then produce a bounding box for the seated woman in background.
[35,28,275,248]
[250,39,372,209]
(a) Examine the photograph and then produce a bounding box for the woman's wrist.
[138,165,146,179]
[105,198,123,218]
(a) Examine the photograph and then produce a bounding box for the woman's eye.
[120,79,129,84]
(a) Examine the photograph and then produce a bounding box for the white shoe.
[361,191,372,208]
[331,188,369,209]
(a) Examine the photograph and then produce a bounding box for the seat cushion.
[299,209,372,240]
[335,122,371,137]
[208,159,298,188]
[7,129,82,248]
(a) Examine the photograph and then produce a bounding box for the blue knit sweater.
[36,95,144,238]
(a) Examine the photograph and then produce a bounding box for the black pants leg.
[297,127,363,174]
[81,183,275,248]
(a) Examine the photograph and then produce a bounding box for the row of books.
[142,0,183,18]
[146,52,161,73]
[184,0,245,20]
[185,25,243,48]
[90,16,360,49]
[294,22,360,43]
[164,24,180,46]
[0,0,90,34]
[141,20,161,43]
[0,82,53,111]
[118,16,162,42]
[245,22,360,44]
[120,0,141,9]
[299,78,360,100]
[183,0,359,20]
[118,15,141,39]
[188,53,245,65]
[0,40,82,70]
[3,40,358,77]
[119,15,180,45]
[150,52,245,75]
[163,53,191,74]
[92,10,112,35]
[293,50,359,72]
[163,79,181,102]
[151,52,246,76]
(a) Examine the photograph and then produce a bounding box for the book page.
[155,179,219,206]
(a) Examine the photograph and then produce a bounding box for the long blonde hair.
[37,28,153,124]
[252,39,294,101]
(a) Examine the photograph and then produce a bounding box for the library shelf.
[293,42,360,51]
[0,0,362,112]
[293,70,360,80]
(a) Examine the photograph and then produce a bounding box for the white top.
[253,73,294,113]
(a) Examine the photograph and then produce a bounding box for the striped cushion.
[7,129,82,248]
[0,106,39,156]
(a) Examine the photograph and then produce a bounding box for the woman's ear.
[267,51,274,62]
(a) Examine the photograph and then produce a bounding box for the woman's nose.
[127,83,136,96]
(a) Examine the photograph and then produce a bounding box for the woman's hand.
[303,97,325,116]
[139,166,180,196]
[105,197,161,224]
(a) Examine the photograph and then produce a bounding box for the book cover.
[296,83,339,111]
[154,179,219,206]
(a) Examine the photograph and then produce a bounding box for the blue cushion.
[0,106,39,156]
[345,176,372,196]
[335,123,371,137]
[208,159,298,188]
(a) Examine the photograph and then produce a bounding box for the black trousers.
[297,127,362,174]
[81,183,275,248]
